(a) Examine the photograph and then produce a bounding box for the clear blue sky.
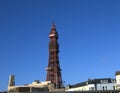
[0,0,120,91]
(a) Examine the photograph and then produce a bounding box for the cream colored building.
[8,75,54,92]
[115,71,120,90]
[8,80,52,92]
[8,75,65,92]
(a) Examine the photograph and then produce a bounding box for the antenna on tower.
[51,21,56,29]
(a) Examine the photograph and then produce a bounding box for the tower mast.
[46,23,63,88]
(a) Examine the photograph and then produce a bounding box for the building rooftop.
[70,78,116,88]
[115,71,120,75]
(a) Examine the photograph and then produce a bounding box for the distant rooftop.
[70,78,116,88]
[115,71,120,75]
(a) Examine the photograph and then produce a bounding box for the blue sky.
[0,0,120,91]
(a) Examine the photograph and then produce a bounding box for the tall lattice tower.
[46,23,63,88]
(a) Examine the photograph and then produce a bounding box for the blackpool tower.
[46,23,63,88]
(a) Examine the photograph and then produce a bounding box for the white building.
[65,78,116,91]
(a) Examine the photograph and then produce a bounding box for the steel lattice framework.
[46,23,63,88]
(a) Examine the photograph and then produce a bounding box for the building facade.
[8,79,51,92]
[66,78,116,91]
[115,71,120,90]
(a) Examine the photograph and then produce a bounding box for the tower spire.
[51,21,56,29]
[49,22,58,39]
[46,23,63,89]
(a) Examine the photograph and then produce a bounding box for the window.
[111,79,116,83]
[86,82,88,84]
[101,80,108,83]
[103,87,104,90]
[113,86,115,90]
[105,86,107,90]
[89,87,94,90]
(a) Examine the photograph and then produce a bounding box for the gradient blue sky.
[0,0,120,91]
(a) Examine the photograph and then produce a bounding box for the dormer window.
[111,79,116,83]
[101,80,108,83]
